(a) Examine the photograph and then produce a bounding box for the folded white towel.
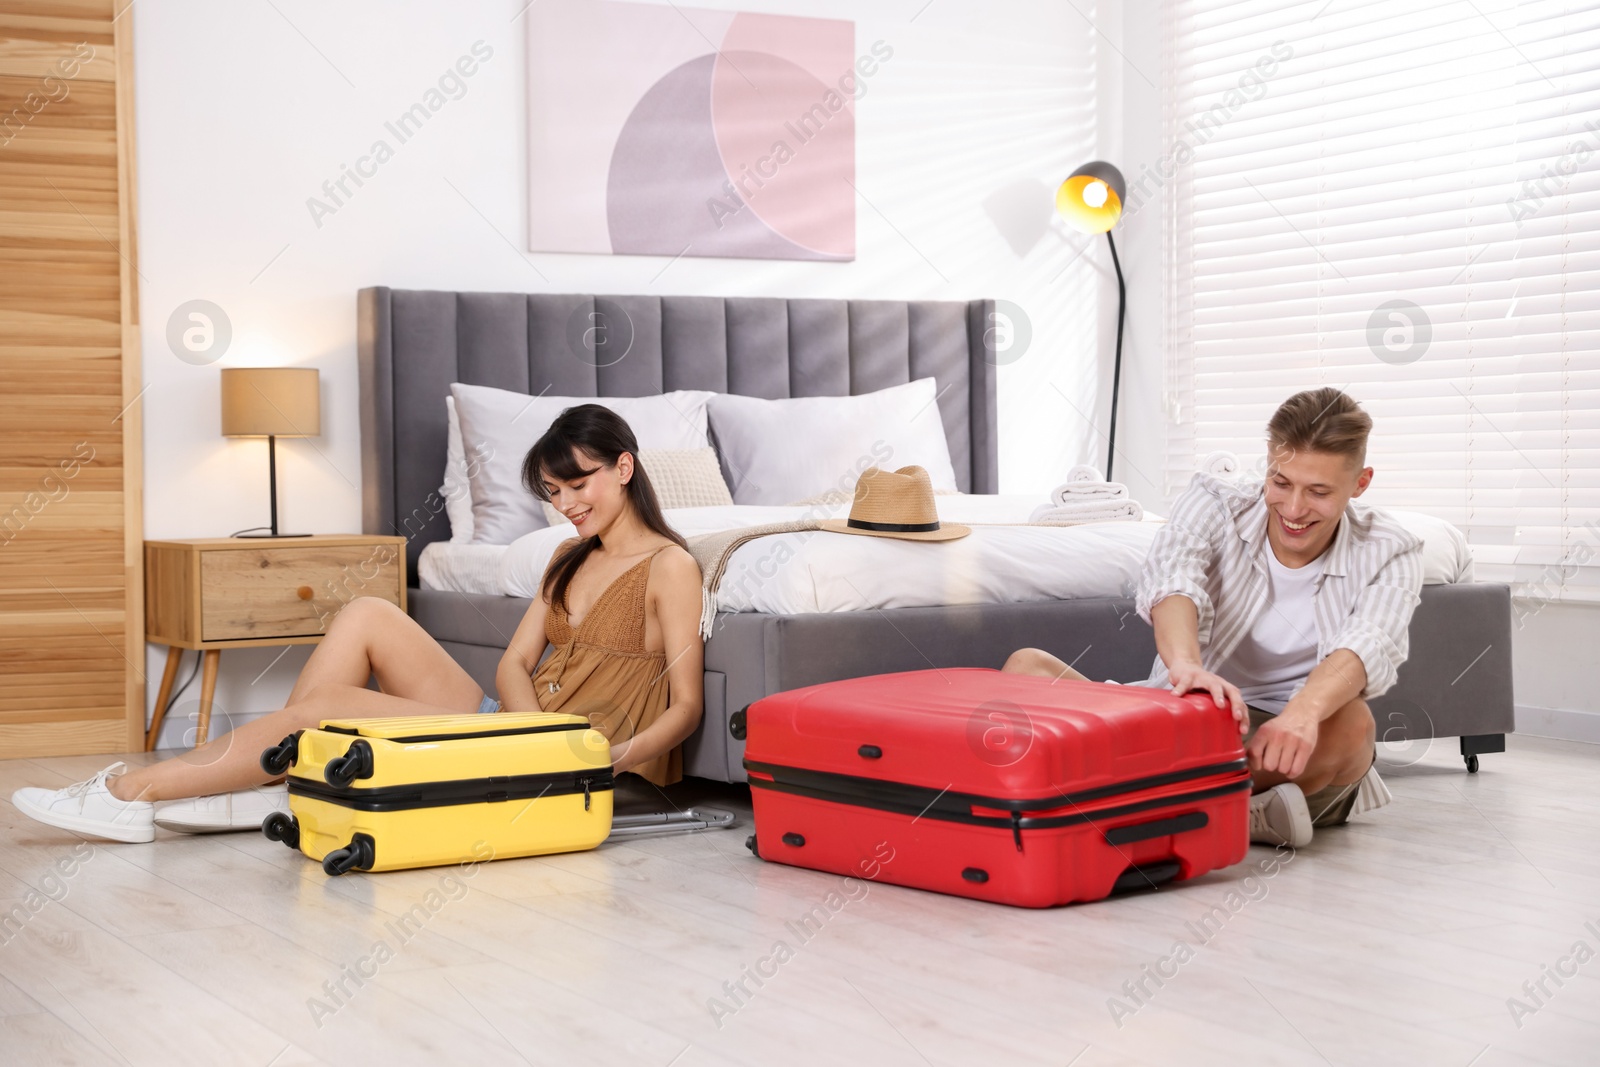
[1049,480,1129,507]
[1065,464,1103,484]
[1030,499,1144,524]
[1201,450,1241,478]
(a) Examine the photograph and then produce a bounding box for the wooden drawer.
[200,544,403,642]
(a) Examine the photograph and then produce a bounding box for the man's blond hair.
[1267,387,1372,466]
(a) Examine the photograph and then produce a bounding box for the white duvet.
[419,495,1474,615]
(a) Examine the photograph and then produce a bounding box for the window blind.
[1164,0,1600,603]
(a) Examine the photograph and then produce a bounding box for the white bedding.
[416,542,504,598]
[418,495,1474,614]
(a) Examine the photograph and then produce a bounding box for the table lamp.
[1057,160,1127,480]
[221,367,321,538]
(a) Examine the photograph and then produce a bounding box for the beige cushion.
[540,447,733,525]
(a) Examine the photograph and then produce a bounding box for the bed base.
[408,582,1514,784]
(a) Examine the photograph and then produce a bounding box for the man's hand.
[1167,661,1247,735]
[1246,710,1318,779]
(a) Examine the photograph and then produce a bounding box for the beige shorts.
[1244,706,1369,828]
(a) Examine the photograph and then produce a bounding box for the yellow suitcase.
[258,712,613,876]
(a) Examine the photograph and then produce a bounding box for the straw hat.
[818,466,970,542]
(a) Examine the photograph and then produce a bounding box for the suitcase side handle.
[1102,810,1208,846]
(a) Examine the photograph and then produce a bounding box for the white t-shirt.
[1220,549,1323,715]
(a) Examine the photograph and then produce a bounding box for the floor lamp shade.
[1056,161,1126,235]
[220,368,321,438]
[220,368,320,537]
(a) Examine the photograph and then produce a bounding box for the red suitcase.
[742,668,1251,908]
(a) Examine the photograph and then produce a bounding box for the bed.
[357,287,1515,782]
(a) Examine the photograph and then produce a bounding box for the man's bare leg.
[1000,647,1089,681]
[1251,696,1376,797]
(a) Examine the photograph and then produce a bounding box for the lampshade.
[220,368,321,438]
[1056,161,1126,234]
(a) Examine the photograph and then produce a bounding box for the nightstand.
[143,535,407,750]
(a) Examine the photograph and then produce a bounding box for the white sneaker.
[1248,782,1313,848]
[154,785,289,834]
[11,763,155,844]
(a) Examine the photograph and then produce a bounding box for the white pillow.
[1386,508,1475,585]
[441,396,475,544]
[451,383,715,545]
[538,447,733,524]
[706,378,959,506]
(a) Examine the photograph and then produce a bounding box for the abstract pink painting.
[528,0,860,261]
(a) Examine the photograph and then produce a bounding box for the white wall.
[1105,0,1600,745]
[1091,0,1165,514]
[133,0,1107,744]
[1508,605,1600,743]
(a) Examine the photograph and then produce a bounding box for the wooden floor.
[1,735,1597,1067]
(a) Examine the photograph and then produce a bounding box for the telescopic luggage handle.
[606,807,736,839]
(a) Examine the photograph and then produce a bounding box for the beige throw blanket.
[687,520,821,638]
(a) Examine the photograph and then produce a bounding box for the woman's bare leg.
[110,597,487,803]
[109,685,473,802]
[1001,647,1088,681]
[284,596,484,707]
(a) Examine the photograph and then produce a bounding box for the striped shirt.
[1134,473,1424,701]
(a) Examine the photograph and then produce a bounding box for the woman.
[12,405,705,843]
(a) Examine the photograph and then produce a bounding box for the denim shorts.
[476,693,502,715]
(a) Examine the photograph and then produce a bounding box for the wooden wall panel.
[0,0,143,756]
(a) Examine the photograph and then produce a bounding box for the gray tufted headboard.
[357,288,999,583]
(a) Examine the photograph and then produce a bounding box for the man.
[1005,387,1423,847]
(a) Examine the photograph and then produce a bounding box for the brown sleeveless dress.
[531,542,681,786]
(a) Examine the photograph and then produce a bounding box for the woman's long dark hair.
[521,404,687,610]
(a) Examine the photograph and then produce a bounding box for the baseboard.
[1515,704,1600,745]
[149,709,275,754]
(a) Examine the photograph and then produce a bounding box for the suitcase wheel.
[259,732,302,776]
[745,834,759,858]
[728,707,748,741]
[1111,860,1184,894]
[261,811,300,850]
[322,833,376,877]
[324,740,375,787]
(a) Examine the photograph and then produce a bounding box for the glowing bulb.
[1082,180,1109,208]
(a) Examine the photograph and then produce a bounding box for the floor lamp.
[1056,161,1127,481]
